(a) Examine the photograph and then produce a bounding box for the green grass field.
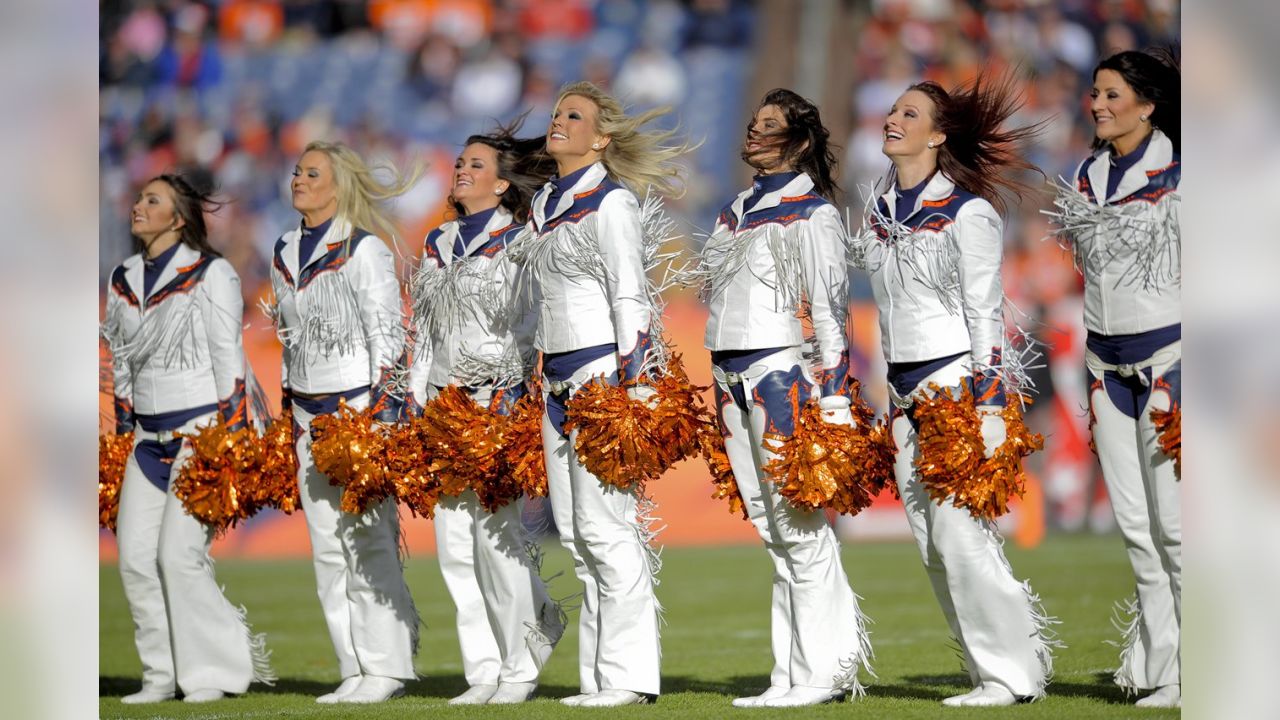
[100,533,1178,718]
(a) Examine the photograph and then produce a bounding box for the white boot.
[732,686,789,707]
[1135,684,1180,708]
[121,689,173,704]
[488,681,537,704]
[941,687,983,707]
[448,684,498,705]
[578,689,650,707]
[338,675,405,704]
[316,676,362,704]
[182,689,225,703]
[561,692,595,706]
[762,686,846,707]
[956,684,1017,707]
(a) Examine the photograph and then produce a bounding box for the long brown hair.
[908,74,1044,215]
[448,115,557,224]
[743,88,841,202]
[132,173,224,257]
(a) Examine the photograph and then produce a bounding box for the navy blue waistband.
[887,351,967,399]
[1087,324,1181,366]
[136,403,218,433]
[293,386,369,417]
[544,343,616,382]
[711,346,791,374]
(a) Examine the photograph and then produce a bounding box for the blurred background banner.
[98,0,1180,559]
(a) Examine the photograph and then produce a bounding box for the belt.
[711,364,769,388]
[1085,341,1181,388]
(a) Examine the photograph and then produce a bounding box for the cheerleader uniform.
[104,242,273,701]
[406,206,561,703]
[857,171,1056,702]
[517,162,661,702]
[268,216,418,697]
[700,170,872,705]
[1056,129,1181,694]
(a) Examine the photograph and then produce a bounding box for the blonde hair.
[302,140,421,243]
[555,81,694,198]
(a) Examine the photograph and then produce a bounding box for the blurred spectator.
[451,41,523,117]
[219,0,285,47]
[615,42,687,107]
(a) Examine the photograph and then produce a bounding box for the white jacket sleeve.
[596,189,653,384]
[105,289,136,433]
[350,235,407,421]
[199,259,250,429]
[955,199,1006,406]
[405,264,435,414]
[799,205,852,397]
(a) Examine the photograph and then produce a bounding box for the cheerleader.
[268,142,419,704]
[404,124,562,705]
[515,81,689,708]
[1049,49,1181,709]
[103,174,274,704]
[855,77,1056,706]
[699,89,872,707]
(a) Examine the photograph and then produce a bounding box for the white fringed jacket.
[268,217,405,421]
[1049,128,1180,336]
[515,162,654,383]
[406,207,534,406]
[854,172,1008,404]
[103,243,251,431]
[699,172,852,396]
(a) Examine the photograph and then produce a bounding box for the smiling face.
[1090,68,1155,155]
[882,89,944,160]
[452,142,506,214]
[130,179,183,243]
[290,149,339,222]
[742,104,792,173]
[546,94,606,172]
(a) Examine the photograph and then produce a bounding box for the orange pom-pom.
[383,418,441,518]
[416,385,507,501]
[501,391,548,499]
[1150,403,1181,478]
[913,384,1044,521]
[255,411,301,514]
[310,402,397,515]
[564,355,709,492]
[173,421,258,535]
[99,432,133,532]
[763,402,878,516]
[697,422,746,520]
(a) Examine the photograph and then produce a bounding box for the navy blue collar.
[1109,132,1153,168]
[457,206,498,242]
[751,171,800,195]
[143,241,180,269]
[551,164,595,194]
[301,215,335,238]
[893,172,933,219]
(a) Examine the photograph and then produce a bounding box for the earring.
[1140,114,1149,122]
[927,141,934,148]
[591,143,600,150]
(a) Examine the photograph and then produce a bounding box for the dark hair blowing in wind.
[907,74,1044,216]
[744,88,842,202]
[1093,47,1181,153]
[134,173,224,256]
[450,115,557,224]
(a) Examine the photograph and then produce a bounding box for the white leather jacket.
[1049,128,1180,336]
[700,172,852,396]
[268,217,405,420]
[103,243,251,430]
[854,172,1007,403]
[406,207,535,406]
[514,162,653,383]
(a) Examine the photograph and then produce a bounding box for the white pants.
[294,394,418,680]
[714,347,870,691]
[435,491,559,685]
[1088,346,1181,691]
[893,355,1052,698]
[541,352,661,696]
[116,413,270,695]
